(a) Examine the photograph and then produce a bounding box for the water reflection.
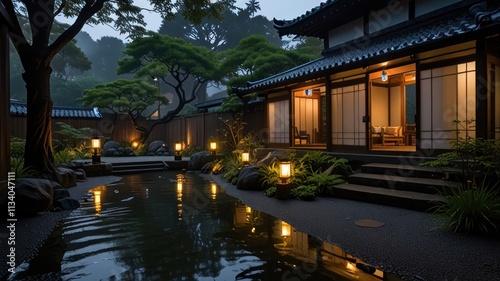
[7,171,402,281]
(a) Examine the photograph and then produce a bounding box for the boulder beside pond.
[15,178,82,216]
[237,165,265,190]
[187,151,217,171]
[15,178,55,216]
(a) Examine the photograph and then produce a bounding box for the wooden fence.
[11,109,267,151]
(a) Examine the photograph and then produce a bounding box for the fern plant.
[10,157,38,178]
[304,173,345,196]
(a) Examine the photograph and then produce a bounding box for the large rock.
[53,197,80,211]
[57,167,77,188]
[16,178,55,216]
[102,141,137,157]
[188,151,217,171]
[102,141,121,156]
[148,140,169,156]
[237,165,265,190]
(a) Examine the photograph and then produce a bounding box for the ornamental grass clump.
[433,183,500,234]
[422,119,500,234]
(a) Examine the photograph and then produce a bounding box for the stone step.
[111,161,166,174]
[333,183,445,212]
[361,163,463,181]
[347,173,456,194]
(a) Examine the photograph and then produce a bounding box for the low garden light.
[210,141,217,155]
[279,160,291,184]
[174,141,182,161]
[91,136,101,164]
[241,151,250,163]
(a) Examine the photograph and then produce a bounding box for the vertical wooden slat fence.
[10,108,267,152]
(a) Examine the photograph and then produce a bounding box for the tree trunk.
[23,65,57,176]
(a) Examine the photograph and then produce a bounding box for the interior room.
[369,64,417,151]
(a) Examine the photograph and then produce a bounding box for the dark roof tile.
[10,100,102,119]
[237,11,500,93]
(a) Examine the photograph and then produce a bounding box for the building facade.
[235,0,500,155]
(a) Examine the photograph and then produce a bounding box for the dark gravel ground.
[203,174,500,281]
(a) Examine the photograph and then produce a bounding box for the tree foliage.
[219,35,316,87]
[158,1,281,52]
[81,79,168,136]
[117,33,218,142]
[1,0,234,175]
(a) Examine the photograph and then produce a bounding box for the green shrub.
[264,186,276,197]
[222,152,243,184]
[291,185,317,200]
[433,184,500,234]
[11,137,25,158]
[182,146,203,157]
[304,173,345,196]
[10,157,37,178]
[54,148,76,166]
[259,162,280,188]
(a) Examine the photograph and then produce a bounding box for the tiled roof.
[10,99,102,119]
[236,7,499,93]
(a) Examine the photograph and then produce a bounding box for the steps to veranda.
[333,163,462,212]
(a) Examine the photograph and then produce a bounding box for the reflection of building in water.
[273,218,386,280]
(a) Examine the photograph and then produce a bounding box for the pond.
[7,171,402,281]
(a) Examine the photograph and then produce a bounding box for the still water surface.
[9,171,401,281]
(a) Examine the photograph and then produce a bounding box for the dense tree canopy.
[1,0,234,176]
[158,1,281,52]
[219,35,316,87]
[80,79,168,136]
[117,32,218,142]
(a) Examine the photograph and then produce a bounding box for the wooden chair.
[294,126,310,144]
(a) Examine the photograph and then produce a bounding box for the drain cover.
[354,219,385,228]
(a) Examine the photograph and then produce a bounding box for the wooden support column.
[325,76,333,151]
[1,24,10,181]
[476,38,488,139]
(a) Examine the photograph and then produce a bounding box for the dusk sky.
[71,0,324,40]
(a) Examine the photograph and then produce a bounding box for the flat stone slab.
[354,219,385,228]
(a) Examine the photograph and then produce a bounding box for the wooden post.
[0,23,10,182]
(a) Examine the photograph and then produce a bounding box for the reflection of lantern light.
[177,180,183,192]
[279,161,291,184]
[93,190,102,214]
[245,206,252,214]
[281,221,291,237]
[211,183,217,200]
[346,262,357,272]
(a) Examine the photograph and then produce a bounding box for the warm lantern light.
[175,141,182,152]
[241,152,250,163]
[279,161,291,184]
[131,140,140,149]
[381,70,387,82]
[91,136,101,164]
[174,141,182,160]
[210,141,217,154]
[91,137,101,149]
[281,221,291,237]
